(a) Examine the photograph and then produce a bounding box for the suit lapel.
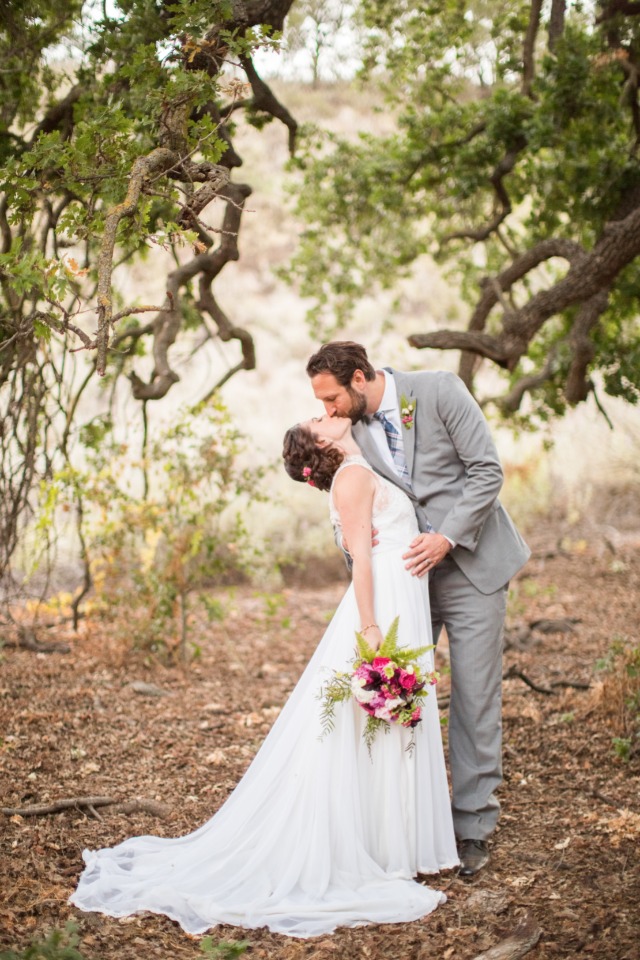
[352,421,408,489]
[387,369,417,477]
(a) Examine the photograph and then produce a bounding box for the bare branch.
[408,330,510,366]
[240,55,299,155]
[110,303,169,325]
[467,238,586,335]
[34,310,93,350]
[482,349,558,413]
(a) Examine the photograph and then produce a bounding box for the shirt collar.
[378,369,397,415]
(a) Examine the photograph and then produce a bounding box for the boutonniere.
[400,395,416,430]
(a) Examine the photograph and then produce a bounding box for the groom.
[306,341,530,877]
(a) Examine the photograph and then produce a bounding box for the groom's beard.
[346,388,368,424]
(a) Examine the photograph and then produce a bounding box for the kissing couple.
[71,341,530,939]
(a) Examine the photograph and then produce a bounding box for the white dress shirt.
[367,370,405,478]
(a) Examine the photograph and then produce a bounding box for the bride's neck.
[338,436,361,457]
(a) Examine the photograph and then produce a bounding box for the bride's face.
[304,414,352,446]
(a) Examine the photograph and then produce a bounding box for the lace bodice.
[329,455,419,552]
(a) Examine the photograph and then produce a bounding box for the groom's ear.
[351,369,367,388]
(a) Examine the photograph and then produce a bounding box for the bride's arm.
[332,466,384,651]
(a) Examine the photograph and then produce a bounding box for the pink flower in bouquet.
[354,663,373,682]
[402,707,422,728]
[399,670,418,691]
[366,655,396,681]
[371,656,391,670]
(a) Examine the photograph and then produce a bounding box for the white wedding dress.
[70,456,459,938]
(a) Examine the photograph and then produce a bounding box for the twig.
[589,788,622,808]
[558,783,624,808]
[503,665,554,695]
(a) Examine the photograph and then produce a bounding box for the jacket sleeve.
[434,373,504,551]
[333,522,353,572]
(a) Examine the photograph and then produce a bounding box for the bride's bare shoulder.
[332,462,376,505]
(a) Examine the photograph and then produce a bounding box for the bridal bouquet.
[319,617,439,752]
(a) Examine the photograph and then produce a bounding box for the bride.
[70,415,458,939]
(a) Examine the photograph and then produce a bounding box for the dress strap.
[332,455,374,484]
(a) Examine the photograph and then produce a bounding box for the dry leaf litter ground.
[1,523,639,960]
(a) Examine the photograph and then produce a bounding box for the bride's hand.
[362,625,384,652]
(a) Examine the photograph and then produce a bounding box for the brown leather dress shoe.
[458,839,490,877]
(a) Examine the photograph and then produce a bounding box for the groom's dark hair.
[306,341,376,387]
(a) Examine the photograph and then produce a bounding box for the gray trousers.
[429,555,507,841]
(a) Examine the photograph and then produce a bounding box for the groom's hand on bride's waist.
[403,533,452,577]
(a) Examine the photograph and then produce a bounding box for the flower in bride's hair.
[302,466,316,487]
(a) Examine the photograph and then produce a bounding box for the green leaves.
[199,935,250,959]
[0,922,85,960]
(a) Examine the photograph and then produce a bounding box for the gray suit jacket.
[353,369,530,594]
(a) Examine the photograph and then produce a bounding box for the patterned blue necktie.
[373,411,411,483]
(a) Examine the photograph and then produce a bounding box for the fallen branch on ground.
[503,666,554,694]
[530,617,581,634]
[1,796,170,819]
[550,679,591,690]
[1,627,70,654]
[503,665,590,695]
[471,911,542,960]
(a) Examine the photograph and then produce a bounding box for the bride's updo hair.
[282,425,344,493]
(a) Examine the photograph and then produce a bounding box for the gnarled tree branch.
[95,146,177,375]
[129,180,254,400]
[410,203,640,401]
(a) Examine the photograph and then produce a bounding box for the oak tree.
[0,0,296,578]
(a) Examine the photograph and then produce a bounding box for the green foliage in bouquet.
[353,615,434,666]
